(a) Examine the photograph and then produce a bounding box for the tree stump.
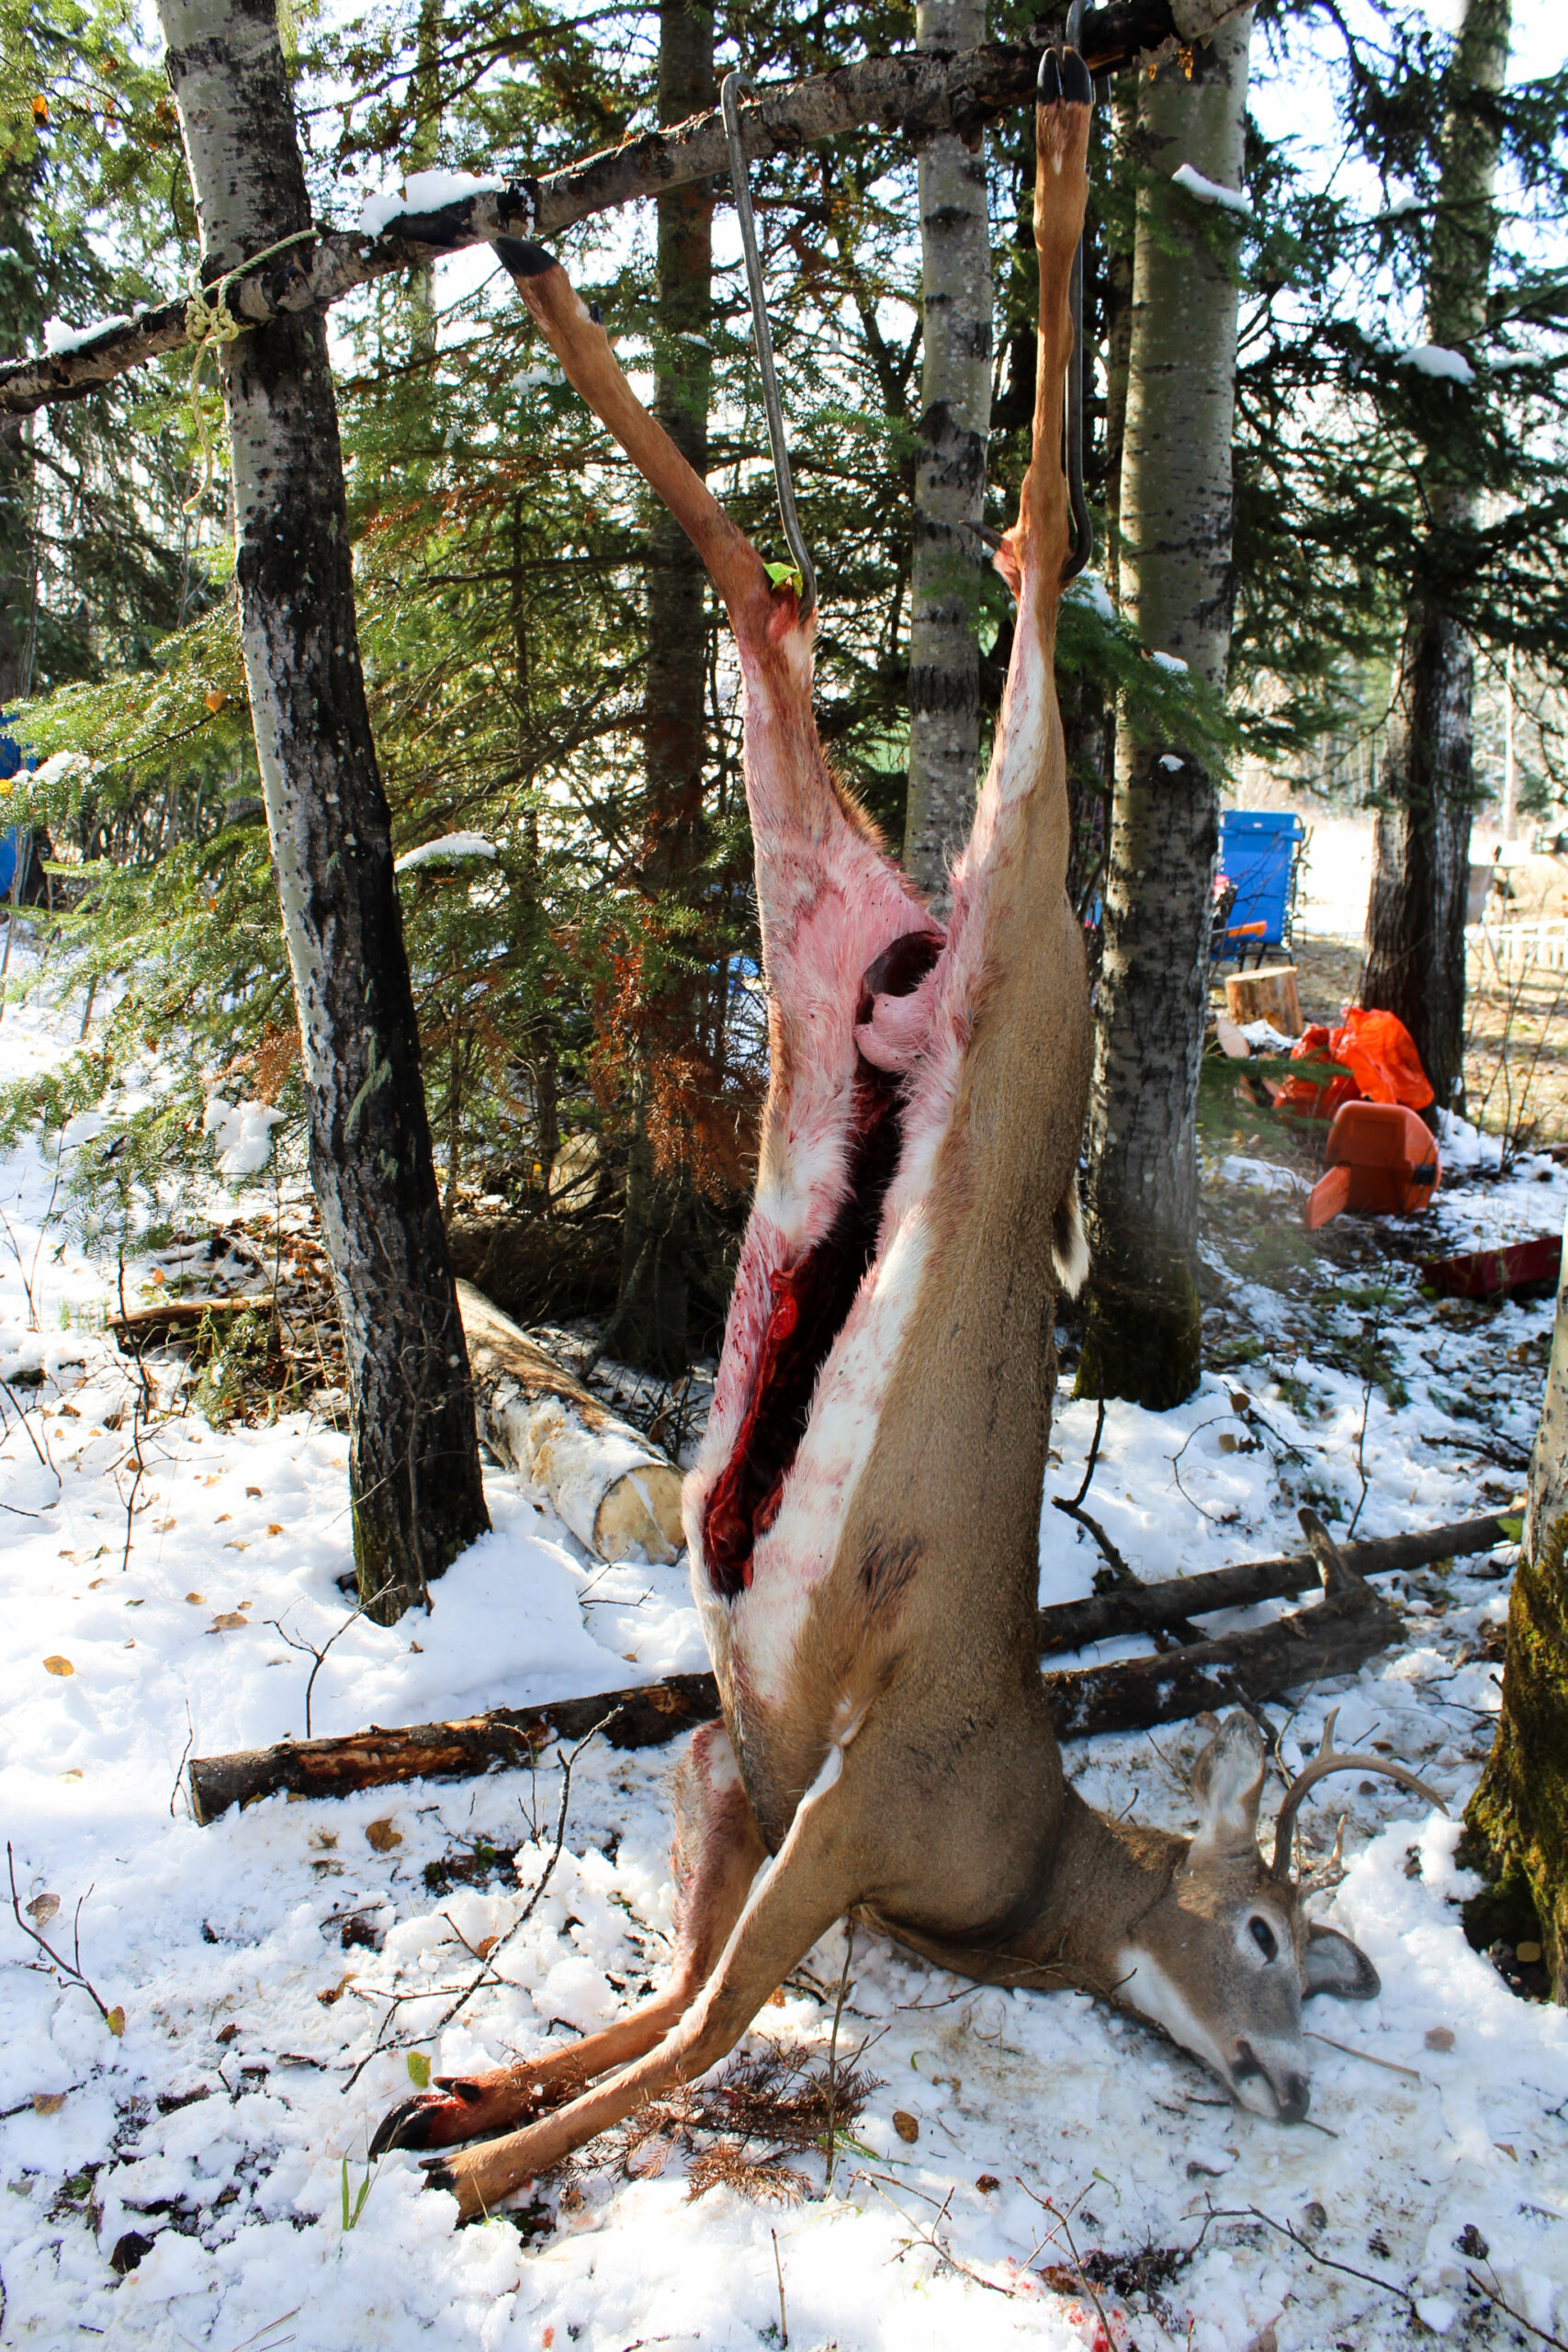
[1224,964,1303,1035]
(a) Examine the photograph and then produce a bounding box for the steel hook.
[1054,1,1093,583]
[720,69,817,621]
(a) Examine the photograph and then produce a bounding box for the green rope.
[181,227,319,514]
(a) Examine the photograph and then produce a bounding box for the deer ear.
[1303,1923,1380,2002]
[1188,1713,1265,1860]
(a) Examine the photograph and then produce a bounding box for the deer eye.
[1249,1917,1279,1962]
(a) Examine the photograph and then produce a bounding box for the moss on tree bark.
[1462,1197,1568,1999]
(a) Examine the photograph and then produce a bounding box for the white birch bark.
[1081,8,1253,1409]
[902,0,994,901]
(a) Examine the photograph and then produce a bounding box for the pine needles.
[587,2041,881,2209]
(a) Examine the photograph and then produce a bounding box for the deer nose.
[1234,2041,1311,2123]
[1274,2070,1311,2124]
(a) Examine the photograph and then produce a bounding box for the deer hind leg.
[417,1753,863,2219]
[368,1722,764,2160]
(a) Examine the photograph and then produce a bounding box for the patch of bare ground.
[1217,927,1568,1151]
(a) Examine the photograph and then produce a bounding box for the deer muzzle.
[1231,2036,1311,2124]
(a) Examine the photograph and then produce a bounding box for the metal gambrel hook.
[1057,0,1094,582]
[720,70,818,622]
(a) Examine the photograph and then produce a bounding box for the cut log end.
[1224,965,1303,1037]
[593,1465,686,1564]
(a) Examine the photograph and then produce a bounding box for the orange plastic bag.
[1273,1007,1434,1120]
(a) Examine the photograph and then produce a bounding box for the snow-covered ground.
[3,944,1566,2352]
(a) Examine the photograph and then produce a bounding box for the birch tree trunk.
[1079,10,1252,1411]
[0,154,43,707]
[160,0,488,1622]
[1362,0,1510,1115]
[615,0,715,1374]
[901,0,993,900]
[1463,1193,1568,1997]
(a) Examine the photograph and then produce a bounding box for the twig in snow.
[1052,1390,1142,1585]
[1017,2175,1118,2342]
[0,1204,40,1329]
[772,2229,788,2347]
[339,1715,611,2093]
[0,1373,57,1478]
[1348,1264,1398,1542]
[1051,1494,1134,1584]
[119,1396,144,1575]
[1466,2265,1568,2351]
[1168,1418,1245,1529]
[1304,2028,1420,2081]
[169,1704,196,1820]
[6,1843,118,2030]
[822,1919,856,2193]
[1201,2203,1421,2324]
[265,1584,392,1740]
[860,2172,1023,2297]
[1069,1391,1108,1509]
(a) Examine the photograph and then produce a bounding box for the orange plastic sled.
[1304,1102,1441,1229]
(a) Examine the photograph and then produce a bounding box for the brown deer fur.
[369,58,1433,2221]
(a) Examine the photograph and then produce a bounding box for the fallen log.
[458,1282,685,1564]
[187,1673,721,1823]
[110,1295,275,1343]
[189,1511,1448,1817]
[1035,1511,1506,1657]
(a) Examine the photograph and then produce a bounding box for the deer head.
[1111,1712,1444,2121]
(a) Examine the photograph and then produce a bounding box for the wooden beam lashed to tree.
[0,4,1245,421]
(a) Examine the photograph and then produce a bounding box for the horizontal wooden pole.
[1,4,1219,419]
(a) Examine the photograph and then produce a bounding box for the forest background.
[1,0,1564,1394]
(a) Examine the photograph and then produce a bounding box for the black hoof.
[1062,46,1093,106]
[368,2094,447,2158]
[419,2156,457,2193]
[494,236,558,280]
[435,2075,485,2105]
[1038,48,1062,103]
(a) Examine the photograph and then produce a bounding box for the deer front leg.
[368,1722,764,2158]
[417,1758,862,2219]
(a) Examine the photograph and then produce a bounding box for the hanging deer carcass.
[371,54,1440,2215]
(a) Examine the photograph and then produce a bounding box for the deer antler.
[1270,1709,1448,1878]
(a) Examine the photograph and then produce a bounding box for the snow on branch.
[393,831,499,872]
[0,4,1238,419]
[1170,162,1253,216]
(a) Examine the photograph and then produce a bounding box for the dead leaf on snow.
[892,2110,919,2143]
[1426,2026,1455,2052]
[266,1523,283,1536]
[186,1592,205,1604]
[31,2092,66,2115]
[365,1819,402,1853]
[245,1486,262,1499]
[26,1894,61,1927]
[43,1657,73,1676]
[211,1612,248,1632]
